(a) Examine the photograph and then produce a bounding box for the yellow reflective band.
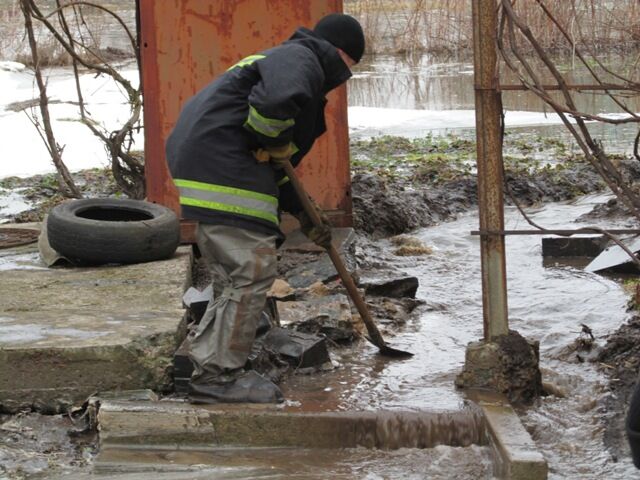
[277,176,290,187]
[246,105,295,138]
[227,54,266,71]
[179,196,279,225]
[174,179,277,205]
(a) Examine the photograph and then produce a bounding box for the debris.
[361,276,419,298]
[182,285,212,322]
[390,235,433,256]
[585,236,640,273]
[294,314,356,343]
[541,236,607,258]
[261,327,330,369]
[277,294,353,328]
[268,278,296,300]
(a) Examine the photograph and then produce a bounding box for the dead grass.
[345,0,640,54]
[390,235,433,256]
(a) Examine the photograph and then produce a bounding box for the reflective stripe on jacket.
[174,179,279,226]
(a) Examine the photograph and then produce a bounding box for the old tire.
[47,198,180,265]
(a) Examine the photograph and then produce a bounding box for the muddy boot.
[188,371,284,404]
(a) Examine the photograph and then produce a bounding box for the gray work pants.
[189,224,277,384]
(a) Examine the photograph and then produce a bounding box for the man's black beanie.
[313,13,365,64]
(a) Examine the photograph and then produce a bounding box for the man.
[166,13,365,404]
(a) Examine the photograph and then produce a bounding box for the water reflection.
[350,52,640,114]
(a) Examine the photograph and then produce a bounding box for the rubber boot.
[188,371,284,404]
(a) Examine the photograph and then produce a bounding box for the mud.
[597,313,640,460]
[351,135,640,238]
[0,412,96,479]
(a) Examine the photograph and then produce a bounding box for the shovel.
[282,160,413,358]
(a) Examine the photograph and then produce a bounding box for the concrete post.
[473,0,509,340]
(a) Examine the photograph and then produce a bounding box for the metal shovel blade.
[282,160,413,359]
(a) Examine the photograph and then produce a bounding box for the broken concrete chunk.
[277,294,353,328]
[294,314,356,343]
[182,285,212,322]
[285,255,340,288]
[361,276,419,298]
[268,278,295,300]
[542,236,607,258]
[246,341,290,383]
[261,327,330,369]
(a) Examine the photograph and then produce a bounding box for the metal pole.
[473,0,509,340]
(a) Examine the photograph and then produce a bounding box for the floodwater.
[1,3,640,476]
[349,52,640,153]
[282,192,637,478]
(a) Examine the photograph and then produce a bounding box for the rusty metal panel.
[139,0,350,227]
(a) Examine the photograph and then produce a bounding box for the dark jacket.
[165,28,351,238]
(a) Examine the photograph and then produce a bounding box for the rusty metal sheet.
[139,0,350,229]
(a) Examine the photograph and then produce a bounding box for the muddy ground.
[2,133,640,476]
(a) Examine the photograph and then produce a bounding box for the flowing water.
[281,192,637,478]
[2,4,640,476]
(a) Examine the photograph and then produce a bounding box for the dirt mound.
[597,314,640,459]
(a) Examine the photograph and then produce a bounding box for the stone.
[182,285,212,323]
[361,276,419,298]
[286,255,340,288]
[277,294,353,329]
[268,279,295,300]
[294,314,356,343]
[261,328,330,369]
[456,330,543,405]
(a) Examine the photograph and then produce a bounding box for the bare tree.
[20,0,82,198]
[20,0,144,199]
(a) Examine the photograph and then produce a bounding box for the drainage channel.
[92,398,499,479]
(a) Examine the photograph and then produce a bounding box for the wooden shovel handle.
[282,161,388,349]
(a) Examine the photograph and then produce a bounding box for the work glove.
[253,143,294,169]
[297,200,333,249]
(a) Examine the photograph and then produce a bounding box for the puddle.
[0,323,110,344]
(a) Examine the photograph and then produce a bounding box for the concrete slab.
[471,391,548,480]
[97,399,486,450]
[0,243,192,412]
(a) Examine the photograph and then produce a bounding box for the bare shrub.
[345,0,640,54]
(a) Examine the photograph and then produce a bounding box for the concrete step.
[97,399,485,449]
[96,394,549,479]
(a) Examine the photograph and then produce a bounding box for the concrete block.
[0,247,191,412]
[361,276,419,298]
[97,400,485,450]
[474,393,548,480]
[541,236,606,258]
[261,328,330,368]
